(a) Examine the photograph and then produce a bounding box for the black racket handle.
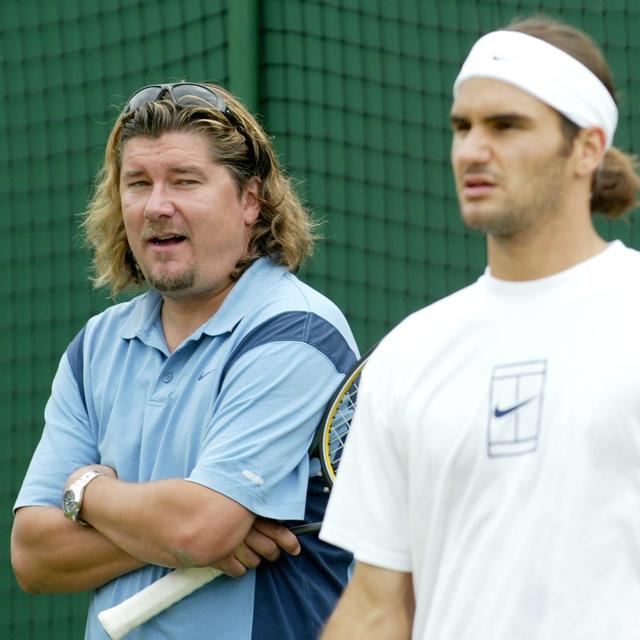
[290,522,321,535]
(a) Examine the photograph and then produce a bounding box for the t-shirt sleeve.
[187,339,350,521]
[319,343,412,572]
[14,332,99,511]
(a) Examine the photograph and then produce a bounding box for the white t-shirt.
[321,241,640,639]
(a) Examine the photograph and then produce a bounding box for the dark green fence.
[2,1,639,636]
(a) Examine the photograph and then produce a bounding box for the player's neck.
[159,281,236,352]
[486,215,607,282]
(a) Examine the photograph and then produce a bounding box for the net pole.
[227,0,260,113]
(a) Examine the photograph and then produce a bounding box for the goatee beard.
[145,267,196,293]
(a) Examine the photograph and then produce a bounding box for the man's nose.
[453,127,492,166]
[143,184,175,220]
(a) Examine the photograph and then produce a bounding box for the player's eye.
[450,119,470,134]
[493,118,524,132]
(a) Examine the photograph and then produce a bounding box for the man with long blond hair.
[320,15,640,640]
[12,82,357,639]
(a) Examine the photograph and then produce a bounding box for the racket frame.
[314,355,369,486]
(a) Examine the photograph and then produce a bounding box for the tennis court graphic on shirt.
[487,360,547,457]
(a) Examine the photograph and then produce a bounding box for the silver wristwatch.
[62,470,104,525]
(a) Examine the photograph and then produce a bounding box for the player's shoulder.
[247,263,354,337]
[610,241,640,269]
[366,280,480,370]
[275,268,344,314]
[65,291,157,356]
[593,240,640,289]
[392,280,480,341]
[224,259,359,363]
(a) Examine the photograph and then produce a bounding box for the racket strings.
[326,377,360,472]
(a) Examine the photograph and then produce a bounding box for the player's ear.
[573,126,606,178]
[242,177,261,226]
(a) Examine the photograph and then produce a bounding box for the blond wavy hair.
[83,83,318,296]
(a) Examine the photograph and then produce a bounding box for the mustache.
[140,224,189,241]
[461,164,498,179]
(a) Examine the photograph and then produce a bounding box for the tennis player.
[320,15,640,640]
[11,82,357,639]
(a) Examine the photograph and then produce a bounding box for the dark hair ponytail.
[591,147,640,217]
[507,15,640,218]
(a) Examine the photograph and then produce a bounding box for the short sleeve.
[187,340,348,520]
[14,335,99,511]
[319,343,412,571]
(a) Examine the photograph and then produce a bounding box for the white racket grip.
[98,567,223,639]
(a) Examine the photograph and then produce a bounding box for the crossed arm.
[11,463,299,594]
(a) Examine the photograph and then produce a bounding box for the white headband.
[454,30,618,149]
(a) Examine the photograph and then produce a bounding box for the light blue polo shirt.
[14,257,358,640]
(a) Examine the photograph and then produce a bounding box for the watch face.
[63,489,78,518]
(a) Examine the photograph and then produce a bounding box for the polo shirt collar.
[119,289,164,343]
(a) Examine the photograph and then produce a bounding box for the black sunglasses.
[123,83,255,166]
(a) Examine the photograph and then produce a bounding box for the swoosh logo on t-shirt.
[493,396,537,418]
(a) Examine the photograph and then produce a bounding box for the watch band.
[62,470,105,525]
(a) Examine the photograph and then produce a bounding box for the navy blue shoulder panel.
[220,311,356,386]
[66,326,87,411]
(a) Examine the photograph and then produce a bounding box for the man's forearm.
[80,474,256,568]
[11,506,145,593]
[321,562,414,640]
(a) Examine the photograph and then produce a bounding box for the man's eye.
[451,122,470,134]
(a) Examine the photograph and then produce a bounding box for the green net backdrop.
[2,1,639,636]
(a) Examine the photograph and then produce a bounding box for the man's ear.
[242,177,262,226]
[574,126,607,178]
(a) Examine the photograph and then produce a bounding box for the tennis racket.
[98,350,372,639]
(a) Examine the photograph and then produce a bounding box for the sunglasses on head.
[122,82,255,165]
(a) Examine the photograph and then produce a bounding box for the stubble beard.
[460,154,569,239]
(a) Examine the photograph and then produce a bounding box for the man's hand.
[213,517,302,577]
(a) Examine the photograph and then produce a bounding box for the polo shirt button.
[162,372,173,383]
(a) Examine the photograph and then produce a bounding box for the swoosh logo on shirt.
[198,368,217,381]
[493,396,537,418]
